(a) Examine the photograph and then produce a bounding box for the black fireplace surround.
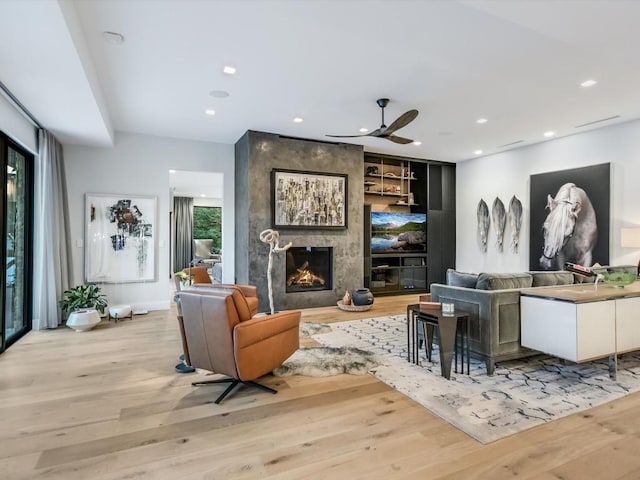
[285,247,333,293]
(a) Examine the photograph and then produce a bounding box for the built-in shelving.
[363,152,457,296]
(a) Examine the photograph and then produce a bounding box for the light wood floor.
[2,295,640,479]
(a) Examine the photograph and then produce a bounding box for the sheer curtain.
[32,129,73,330]
[174,196,193,271]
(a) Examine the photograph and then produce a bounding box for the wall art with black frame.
[271,169,348,229]
[529,163,610,270]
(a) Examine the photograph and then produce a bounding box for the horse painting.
[539,182,598,270]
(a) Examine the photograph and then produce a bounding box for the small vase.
[342,290,352,305]
[352,288,374,306]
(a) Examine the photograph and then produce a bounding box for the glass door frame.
[0,132,34,352]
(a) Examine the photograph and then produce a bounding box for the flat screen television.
[371,212,427,253]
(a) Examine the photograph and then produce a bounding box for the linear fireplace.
[286,247,333,293]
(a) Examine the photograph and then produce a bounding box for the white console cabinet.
[520,283,640,375]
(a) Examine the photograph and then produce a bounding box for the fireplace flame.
[287,264,326,287]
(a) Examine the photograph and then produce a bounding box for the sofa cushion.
[446,269,479,288]
[476,272,533,290]
[528,271,575,287]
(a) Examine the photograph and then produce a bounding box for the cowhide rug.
[273,346,378,377]
[299,321,332,338]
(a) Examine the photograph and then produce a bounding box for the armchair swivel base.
[192,377,277,404]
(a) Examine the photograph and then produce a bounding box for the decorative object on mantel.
[508,195,523,253]
[477,199,490,252]
[351,288,374,306]
[342,290,351,305]
[259,229,292,314]
[492,197,506,252]
[337,300,372,312]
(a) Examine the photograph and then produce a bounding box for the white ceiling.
[2,0,640,162]
[170,170,223,201]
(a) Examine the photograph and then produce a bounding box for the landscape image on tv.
[371,212,427,253]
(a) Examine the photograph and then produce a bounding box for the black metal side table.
[406,304,470,379]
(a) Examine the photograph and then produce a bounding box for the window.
[0,132,33,352]
[193,206,221,253]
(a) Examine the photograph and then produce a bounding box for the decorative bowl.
[601,271,637,287]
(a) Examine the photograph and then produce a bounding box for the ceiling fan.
[327,98,419,144]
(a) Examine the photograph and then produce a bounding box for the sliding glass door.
[1,132,33,352]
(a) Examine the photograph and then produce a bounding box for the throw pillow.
[476,272,533,290]
[446,269,479,288]
[528,271,575,287]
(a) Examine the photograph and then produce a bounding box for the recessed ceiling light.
[102,31,125,45]
[293,117,303,123]
[223,66,236,75]
[580,79,597,88]
[544,131,555,137]
[359,127,369,133]
[169,169,176,174]
[209,90,229,98]
[413,141,422,146]
[200,194,206,198]
[474,150,483,155]
[205,109,216,116]
[476,118,488,124]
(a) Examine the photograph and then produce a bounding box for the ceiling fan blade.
[382,109,419,135]
[325,134,369,138]
[386,134,414,145]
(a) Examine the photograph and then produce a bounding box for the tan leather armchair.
[183,266,212,284]
[178,288,300,404]
[186,283,259,316]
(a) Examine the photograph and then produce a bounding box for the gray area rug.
[311,315,640,444]
[273,346,378,377]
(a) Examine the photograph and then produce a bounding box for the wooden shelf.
[364,191,408,197]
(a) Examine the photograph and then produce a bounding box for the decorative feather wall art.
[492,197,506,252]
[477,199,490,252]
[508,195,523,253]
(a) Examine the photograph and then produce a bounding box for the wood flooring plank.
[3,293,640,479]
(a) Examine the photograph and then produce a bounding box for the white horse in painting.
[539,182,598,270]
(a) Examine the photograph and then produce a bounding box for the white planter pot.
[66,309,101,332]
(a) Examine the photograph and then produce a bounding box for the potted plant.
[174,270,193,288]
[59,284,108,331]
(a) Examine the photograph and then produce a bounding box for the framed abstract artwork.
[271,169,348,229]
[85,193,157,283]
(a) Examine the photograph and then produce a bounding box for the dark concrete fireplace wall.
[235,130,364,312]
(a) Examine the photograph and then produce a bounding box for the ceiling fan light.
[359,127,368,133]
[413,141,422,146]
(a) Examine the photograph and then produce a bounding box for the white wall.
[64,131,234,311]
[457,119,640,273]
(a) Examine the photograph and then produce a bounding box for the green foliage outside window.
[193,206,222,252]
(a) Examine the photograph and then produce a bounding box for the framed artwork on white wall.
[85,193,157,283]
